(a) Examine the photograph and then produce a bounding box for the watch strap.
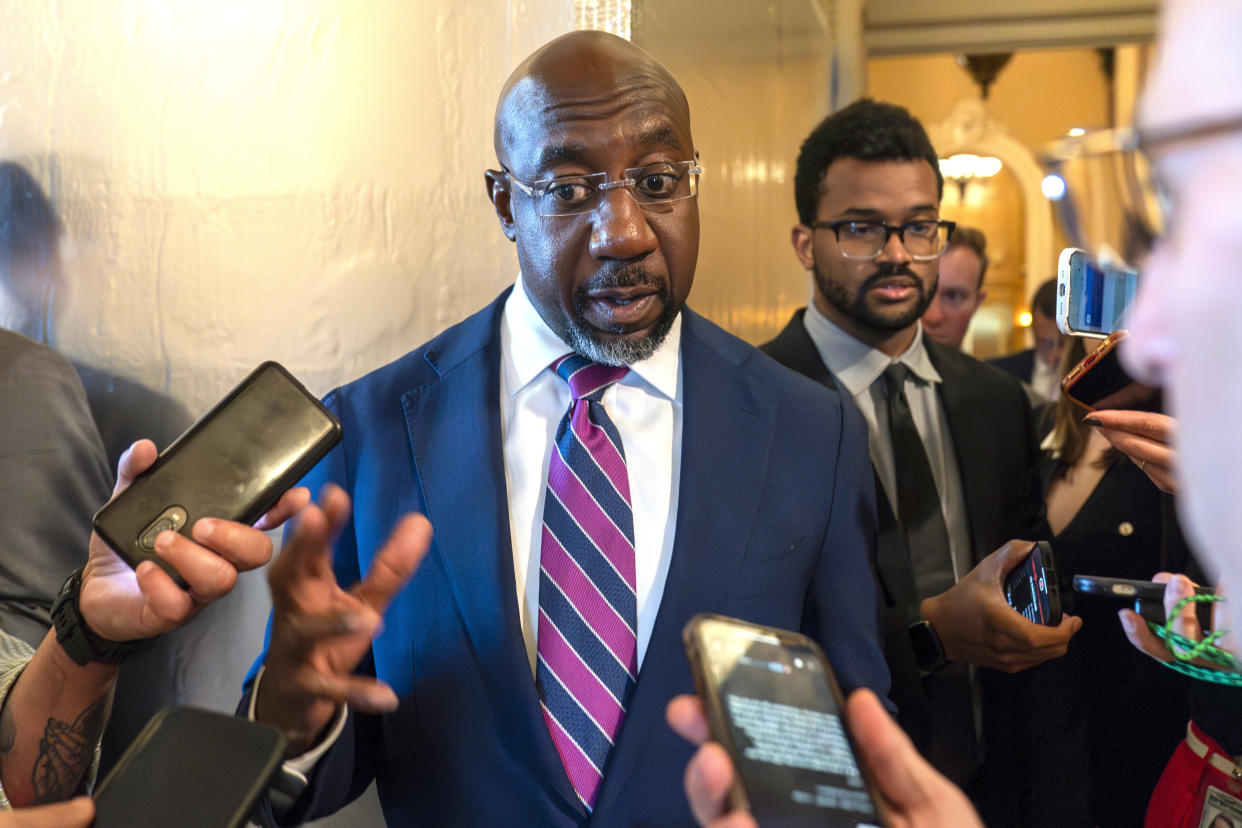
[51,569,153,666]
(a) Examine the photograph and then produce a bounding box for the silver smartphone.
[1056,247,1140,338]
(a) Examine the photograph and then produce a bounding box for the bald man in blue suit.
[245,31,889,827]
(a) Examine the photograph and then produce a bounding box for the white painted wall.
[2,0,574,412]
[0,3,572,818]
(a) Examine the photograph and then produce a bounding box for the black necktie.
[884,364,954,601]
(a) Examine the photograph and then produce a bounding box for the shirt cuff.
[247,665,349,784]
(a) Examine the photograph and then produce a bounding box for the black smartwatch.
[908,619,950,675]
[51,569,153,666]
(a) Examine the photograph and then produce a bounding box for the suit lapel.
[762,308,836,388]
[400,294,581,813]
[762,310,917,609]
[593,310,775,813]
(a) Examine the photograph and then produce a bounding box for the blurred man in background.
[990,278,1066,401]
[921,225,988,351]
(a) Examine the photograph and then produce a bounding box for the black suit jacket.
[989,347,1036,385]
[762,310,1047,819]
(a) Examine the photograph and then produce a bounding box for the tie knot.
[553,354,630,401]
[884,362,909,395]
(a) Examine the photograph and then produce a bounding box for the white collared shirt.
[802,302,972,582]
[500,275,683,674]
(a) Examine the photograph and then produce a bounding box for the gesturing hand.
[920,540,1081,673]
[255,484,432,754]
[79,439,309,643]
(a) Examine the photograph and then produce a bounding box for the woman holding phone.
[1014,335,1193,826]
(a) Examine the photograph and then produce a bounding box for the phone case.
[1005,541,1063,626]
[1073,575,1215,629]
[682,613,885,824]
[1061,331,1163,413]
[1034,541,1063,626]
[1073,575,1168,602]
[92,362,341,583]
[683,614,791,814]
[1056,247,1090,337]
[93,706,287,828]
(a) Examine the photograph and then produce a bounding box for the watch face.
[910,622,946,672]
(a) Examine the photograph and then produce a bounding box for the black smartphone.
[1072,575,1209,602]
[1003,541,1062,626]
[1061,330,1163,413]
[682,613,885,827]
[93,706,286,828]
[92,362,341,584]
[1073,574,1214,628]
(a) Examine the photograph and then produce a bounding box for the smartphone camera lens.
[138,506,189,550]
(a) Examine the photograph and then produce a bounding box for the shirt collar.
[802,300,942,398]
[501,273,682,402]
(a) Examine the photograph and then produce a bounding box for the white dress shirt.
[802,302,972,582]
[501,275,683,673]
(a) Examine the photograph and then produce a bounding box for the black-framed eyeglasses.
[502,160,702,217]
[809,219,956,261]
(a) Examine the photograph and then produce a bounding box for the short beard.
[814,262,933,332]
[561,264,679,366]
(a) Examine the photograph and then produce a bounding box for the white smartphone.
[1056,247,1140,338]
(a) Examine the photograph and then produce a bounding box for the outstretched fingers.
[352,514,433,614]
[254,486,312,531]
[269,485,351,597]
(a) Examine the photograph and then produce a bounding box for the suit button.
[1118,521,1134,536]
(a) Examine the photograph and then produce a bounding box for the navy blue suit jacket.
[248,291,890,826]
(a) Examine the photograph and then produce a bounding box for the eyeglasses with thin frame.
[502,160,702,217]
[1040,113,1242,267]
[809,219,956,262]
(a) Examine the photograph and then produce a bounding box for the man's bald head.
[482,30,700,367]
[493,31,690,168]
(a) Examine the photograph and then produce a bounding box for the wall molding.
[864,1,1158,55]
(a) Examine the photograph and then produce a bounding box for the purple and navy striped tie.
[536,353,637,811]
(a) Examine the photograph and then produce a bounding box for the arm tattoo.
[32,691,107,803]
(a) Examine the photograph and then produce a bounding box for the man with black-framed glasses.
[762,98,1079,822]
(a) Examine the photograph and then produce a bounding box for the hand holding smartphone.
[92,362,341,584]
[1073,574,1214,628]
[682,613,885,827]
